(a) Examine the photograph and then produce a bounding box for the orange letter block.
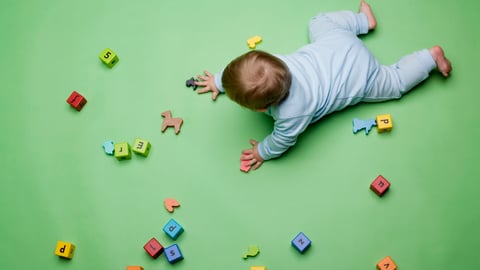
[376,256,397,270]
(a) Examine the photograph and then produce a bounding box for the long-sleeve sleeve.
[257,114,313,160]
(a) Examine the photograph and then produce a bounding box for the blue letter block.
[164,244,184,264]
[163,218,184,240]
[291,232,311,254]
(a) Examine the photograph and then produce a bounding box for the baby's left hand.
[241,139,264,170]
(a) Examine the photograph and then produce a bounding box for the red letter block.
[67,91,87,111]
[370,175,391,197]
[143,237,163,258]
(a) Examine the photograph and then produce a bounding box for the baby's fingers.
[197,87,211,94]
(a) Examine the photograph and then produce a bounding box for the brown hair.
[221,50,291,110]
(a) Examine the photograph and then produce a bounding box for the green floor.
[1,0,479,269]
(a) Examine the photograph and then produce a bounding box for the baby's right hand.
[196,70,220,101]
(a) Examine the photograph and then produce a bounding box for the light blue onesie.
[214,11,436,160]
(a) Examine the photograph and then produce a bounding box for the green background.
[1,0,479,269]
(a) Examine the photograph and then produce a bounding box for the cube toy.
[126,267,143,270]
[370,175,391,197]
[291,232,311,254]
[163,218,184,240]
[54,240,75,259]
[102,140,115,155]
[164,244,184,264]
[376,114,393,132]
[376,256,397,270]
[143,237,163,258]
[132,138,151,157]
[99,48,119,68]
[66,91,87,111]
[247,35,262,49]
[251,266,266,270]
[114,142,131,160]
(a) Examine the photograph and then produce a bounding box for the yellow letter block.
[376,114,393,132]
[376,256,397,270]
[54,240,75,259]
[132,138,151,157]
[251,266,266,270]
[99,48,119,68]
[114,142,131,160]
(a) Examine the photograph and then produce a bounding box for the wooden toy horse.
[161,110,183,134]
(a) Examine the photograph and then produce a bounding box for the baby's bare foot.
[430,45,452,77]
[359,0,377,30]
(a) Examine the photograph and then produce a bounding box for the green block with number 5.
[99,48,119,68]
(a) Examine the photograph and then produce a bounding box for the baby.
[195,0,452,170]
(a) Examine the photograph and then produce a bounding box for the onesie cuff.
[357,12,369,35]
[214,72,225,93]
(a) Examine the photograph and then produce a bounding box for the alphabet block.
[370,175,391,197]
[126,267,143,270]
[99,48,119,68]
[250,266,266,270]
[132,138,151,157]
[114,142,131,160]
[376,256,397,270]
[66,91,87,111]
[164,244,184,264]
[54,240,75,259]
[291,232,311,254]
[376,114,393,132]
[143,237,163,258]
[163,218,184,240]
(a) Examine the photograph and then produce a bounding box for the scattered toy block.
[370,175,391,197]
[114,142,131,160]
[66,91,87,111]
[163,218,184,240]
[376,256,397,270]
[102,140,115,155]
[126,266,143,270]
[164,198,180,213]
[99,48,119,68]
[243,245,260,259]
[161,110,183,134]
[186,77,198,90]
[291,232,311,254]
[247,35,262,49]
[132,138,151,157]
[250,266,266,270]
[143,237,163,258]
[164,244,184,264]
[376,114,393,132]
[54,240,75,259]
[353,118,377,135]
[240,160,251,173]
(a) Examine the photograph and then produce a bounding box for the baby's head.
[222,50,291,111]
